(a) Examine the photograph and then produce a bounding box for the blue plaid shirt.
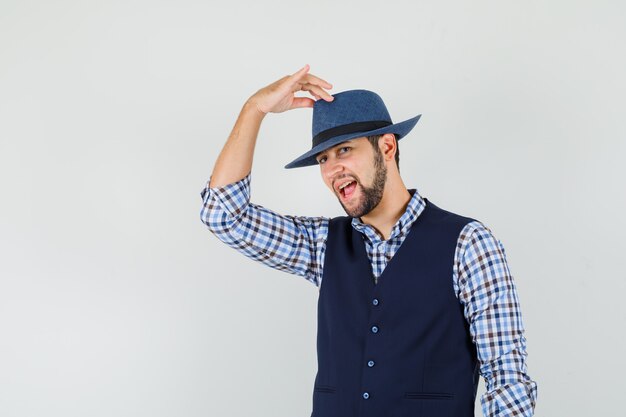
[200,171,538,417]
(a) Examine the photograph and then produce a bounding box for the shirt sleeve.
[453,221,538,417]
[199,171,329,287]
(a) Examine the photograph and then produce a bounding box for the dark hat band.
[312,120,392,148]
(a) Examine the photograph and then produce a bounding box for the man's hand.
[248,64,334,115]
[207,65,332,188]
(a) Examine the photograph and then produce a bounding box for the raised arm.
[201,65,335,286]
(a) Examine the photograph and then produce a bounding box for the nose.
[322,156,344,185]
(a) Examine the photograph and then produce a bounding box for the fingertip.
[292,64,310,78]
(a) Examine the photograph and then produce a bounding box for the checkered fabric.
[200,172,538,417]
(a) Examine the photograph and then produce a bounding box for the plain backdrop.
[1,1,625,416]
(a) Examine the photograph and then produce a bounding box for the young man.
[200,64,538,416]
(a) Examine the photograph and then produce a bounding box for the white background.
[1,1,624,416]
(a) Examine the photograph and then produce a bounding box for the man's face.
[316,137,387,218]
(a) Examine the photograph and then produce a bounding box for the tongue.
[344,181,357,197]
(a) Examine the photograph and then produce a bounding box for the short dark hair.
[366,133,400,171]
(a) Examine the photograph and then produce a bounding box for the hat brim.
[284,114,422,169]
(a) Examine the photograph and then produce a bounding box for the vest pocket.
[314,384,336,394]
[404,391,454,400]
[400,392,456,417]
[312,385,338,417]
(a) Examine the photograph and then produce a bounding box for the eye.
[317,146,350,164]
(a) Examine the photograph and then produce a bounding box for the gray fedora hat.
[284,89,422,169]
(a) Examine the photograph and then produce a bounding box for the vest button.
[367,360,375,367]
[372,298,379,306]
[362,392,370,399]
[371,325,379,333]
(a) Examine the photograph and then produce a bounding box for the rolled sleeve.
[201,172,251,217]
[200,172,252,241]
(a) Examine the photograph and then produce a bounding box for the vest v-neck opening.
[354,199,433,289]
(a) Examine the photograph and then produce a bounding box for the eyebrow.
[317,140,354,159]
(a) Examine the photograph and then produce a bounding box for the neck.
[360,173,411,240]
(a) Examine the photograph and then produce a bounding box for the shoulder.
[328,215,352,226]
[327,213,354,228]
[423,198,479,232]
[423,200,503,254]
[456,219,507,265]
[325,216,361,246]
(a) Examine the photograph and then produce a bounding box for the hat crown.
[312,89,392,138]
[284,88,421,169]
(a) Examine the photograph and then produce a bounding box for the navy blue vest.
[312,198,480,417]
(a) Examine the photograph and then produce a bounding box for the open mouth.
[339,180,357,199]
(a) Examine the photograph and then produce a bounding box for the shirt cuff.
[200,171,251,217]
[481,378,538,417]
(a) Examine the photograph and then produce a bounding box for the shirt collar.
[351,188,426,242]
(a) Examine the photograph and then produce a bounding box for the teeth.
[339,180,354,190]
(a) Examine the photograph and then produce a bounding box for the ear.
[379,133,397,162]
